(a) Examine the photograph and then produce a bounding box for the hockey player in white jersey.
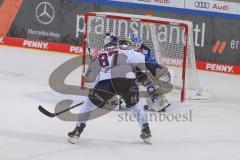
[126,33,174,112]
[68,33,152,144]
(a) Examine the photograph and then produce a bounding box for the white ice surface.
[0,46,240,160]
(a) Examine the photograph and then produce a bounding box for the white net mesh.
[83,12,213,102]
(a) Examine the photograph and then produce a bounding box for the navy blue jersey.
[138,44,162,77]
[138,44,158,65]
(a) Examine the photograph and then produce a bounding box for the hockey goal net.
[82,12,213,102]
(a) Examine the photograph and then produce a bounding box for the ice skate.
[140,123,152,144]
[68,123,86,144]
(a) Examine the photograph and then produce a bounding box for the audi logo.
[194,1,210,9]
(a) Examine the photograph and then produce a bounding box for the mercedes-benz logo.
[36,2,55,25]
[194,1,210,9]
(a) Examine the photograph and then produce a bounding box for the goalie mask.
[129,33,142,51]
[104,33,119,51]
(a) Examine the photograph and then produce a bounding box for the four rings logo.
[36,2,55,25]
[194,1,210,9]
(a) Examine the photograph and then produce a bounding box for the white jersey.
[95,48,145,81]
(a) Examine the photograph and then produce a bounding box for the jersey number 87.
[98,52,118,68]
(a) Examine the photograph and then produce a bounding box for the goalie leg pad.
[142,76,172,112]
[148,96,171,112]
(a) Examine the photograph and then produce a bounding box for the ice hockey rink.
[0,45,240,160]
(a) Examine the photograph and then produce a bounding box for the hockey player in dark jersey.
[128,33,174,112]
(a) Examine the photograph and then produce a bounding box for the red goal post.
[82,12,213,102]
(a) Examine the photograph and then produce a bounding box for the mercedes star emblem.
[36,2,55,25]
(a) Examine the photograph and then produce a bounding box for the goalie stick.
[38,102,84,118]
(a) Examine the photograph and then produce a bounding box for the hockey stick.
[38,101,84,118]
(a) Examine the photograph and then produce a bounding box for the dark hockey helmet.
[119,39,131,50]
[104,32,119,51]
